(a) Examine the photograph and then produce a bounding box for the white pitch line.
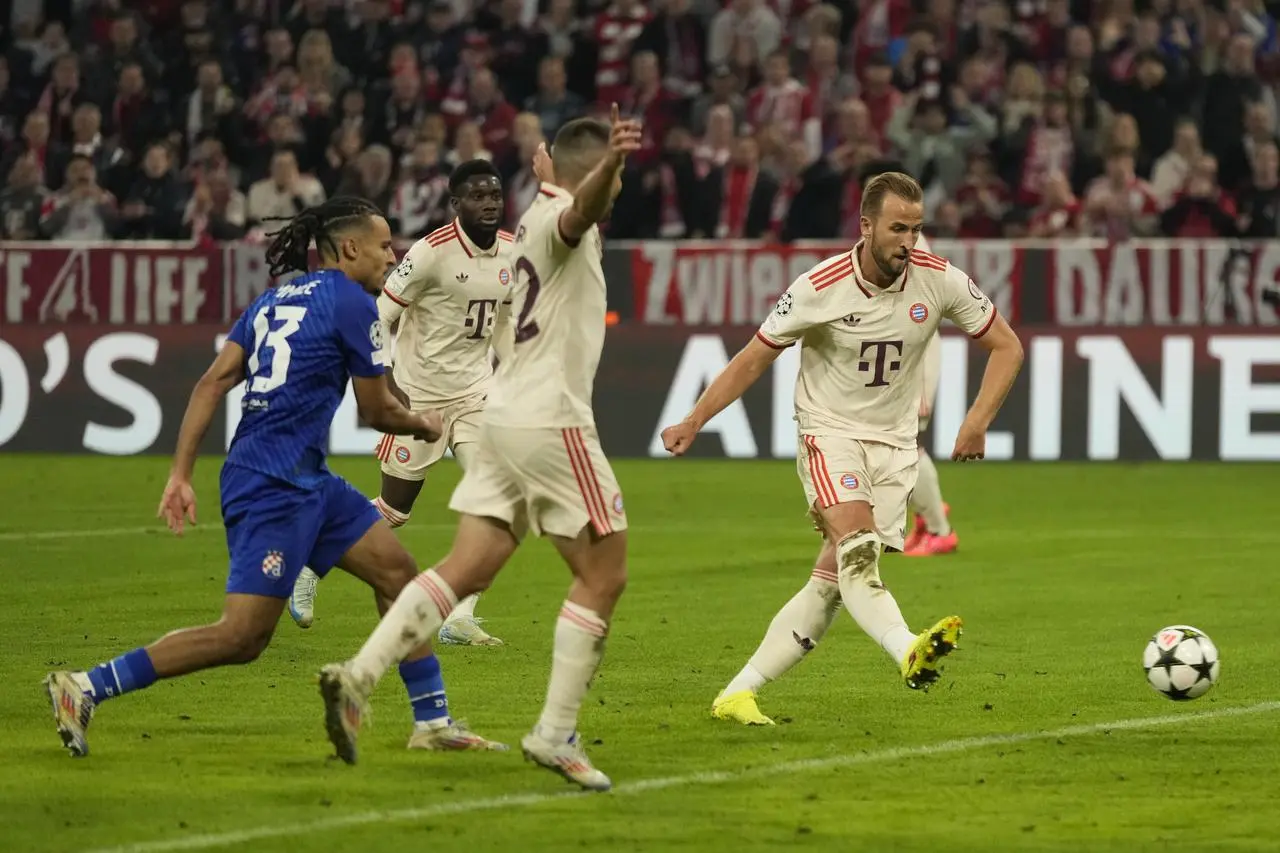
[87,700,1280,853]
[7,524,1280,544]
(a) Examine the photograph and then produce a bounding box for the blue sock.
[398,655,450,726]
[85,648,158,703]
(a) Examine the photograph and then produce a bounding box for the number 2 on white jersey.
[247,305,308,393]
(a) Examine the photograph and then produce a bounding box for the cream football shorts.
[375,392,488,481]
[796,433,919,552]
[449,423,628,541]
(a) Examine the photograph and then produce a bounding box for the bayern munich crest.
[908,303,929,323]
[262,550,284,579]
[613,493,625,514]
[395,446,411,464]
[839,473,859,490]
[499,268,511,286]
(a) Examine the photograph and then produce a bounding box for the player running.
[315,107,642,792]
[289,160,515,646]
[662,172,1024,726]
[43,197,504,756]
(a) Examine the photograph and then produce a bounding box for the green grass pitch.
[1,456,1278,853]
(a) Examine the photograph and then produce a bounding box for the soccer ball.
[1143,625,1220,701]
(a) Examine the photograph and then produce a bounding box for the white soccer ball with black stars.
[1143,625,1220,701]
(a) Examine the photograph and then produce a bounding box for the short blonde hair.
[860,171,924,217]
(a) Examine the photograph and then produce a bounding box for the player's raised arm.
[939,266,1024,461]
[662,281,815,456]
[556,104,642,245]
[158,331,249,534]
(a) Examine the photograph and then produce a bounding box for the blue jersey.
[224,268,386,489]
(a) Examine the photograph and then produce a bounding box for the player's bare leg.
[905,448,958,557]
[321,519,506,763]
[46,594,284,757]
[321,514,517,764]
[819,501,963,690]
[437,442,502,646]
[713,541,841,725]
[290,481,420,629]
[515,525,626,792]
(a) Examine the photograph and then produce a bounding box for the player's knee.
[584,559,627,604]
[375,549,420,599]
[217,624,273,665]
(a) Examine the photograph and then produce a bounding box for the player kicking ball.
[44,197,504,756]
[316,108,642,792]
[290,160,514,647]
[662,172,1024,726]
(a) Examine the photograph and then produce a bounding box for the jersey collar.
[452,219,500,258]
[850,239,908,297]
[538,181,574,201]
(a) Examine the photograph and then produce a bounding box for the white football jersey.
[485,182,607,429]
[757,240,998,449]
[380,220,516,406]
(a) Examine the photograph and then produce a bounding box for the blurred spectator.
[1151,119,1204,207]
[887,88,997,212]
[39,155,120,239]
[954,149,1011,237]
[1082,148,1160,239]
[702,133,777,238]
[620,51,682,165]
[1237,140,1280,237]
[247,148,324,225]
[689,65,746,134]
[448,120,493,165]
[525,56,586,141]
[389,137,451,238]
[114,62,171,162]
[1161,154,1238,237]
[747,49,821,158]
[501,112,546,227]
[634,0,707,100]
[591,0,653,107]
[0,153,49,240]
[118,142,188,239]
[181,166,248,240]
[1028,170,1083,237]
[778,138,841,241]
[708,0,782,69]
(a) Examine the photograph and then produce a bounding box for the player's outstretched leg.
[436,443,503,647]
[713,542,842,726]
[320,513,517,764]
[824,503,962,691]
[905,450,957,557]
[518,525,626,792]
[46,594,286,757]
[289,497,410,629]
[323,504,509,763]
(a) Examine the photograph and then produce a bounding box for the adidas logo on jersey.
[456,272,469,283]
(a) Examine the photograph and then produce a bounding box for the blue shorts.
[220,464,381,598]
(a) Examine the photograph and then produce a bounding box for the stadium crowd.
[1,0,1278,244]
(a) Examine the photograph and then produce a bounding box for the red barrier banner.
[1051,241,1280,327]
[625,239,1023,326]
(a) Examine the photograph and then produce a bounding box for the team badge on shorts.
[262,550,284,579]
[499,268,511,286]
[395,445,411,463]
[908,303,929,323]
[612,493,625,514]
[839,473,859,490]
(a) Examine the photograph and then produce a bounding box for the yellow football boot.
[711,690,776,726]
[901,615,963,690]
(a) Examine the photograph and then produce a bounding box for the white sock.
[535,601,608,744]
[723,573,842,696]
[448,593,480,621]
[349,569,457,690]
[836,531,916,665]
[914,451,950,535]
